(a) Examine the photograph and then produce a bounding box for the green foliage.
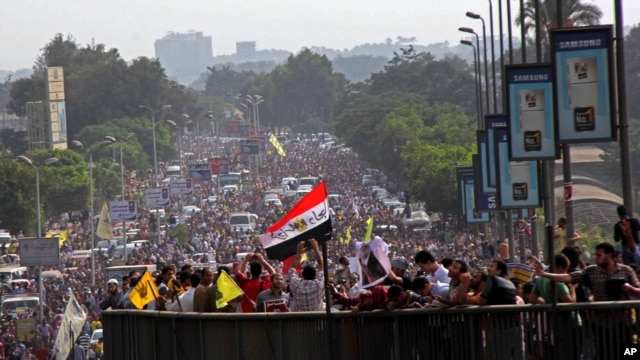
[265,49,346,131]
[0,129,28,156]
[334,47,478,214]
[0,159,34,234]
[170,224,190,244]
[8,34,198,143]
[402,141,474,213]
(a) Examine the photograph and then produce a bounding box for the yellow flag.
[96,203,114,240]
[269,134,286,157]
[129,269,160,309]
[339,236,345,245]
[364,217,374,243]
[346,226,352,243]
[216,271,244,309]
[58,229,70,245]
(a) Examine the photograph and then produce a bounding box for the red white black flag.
[259,181,332,260]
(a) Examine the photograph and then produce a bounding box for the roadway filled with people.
[2,134,640,359]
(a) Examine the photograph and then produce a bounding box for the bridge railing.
[102,301,640,360]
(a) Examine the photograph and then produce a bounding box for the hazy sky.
[1,0,639,71]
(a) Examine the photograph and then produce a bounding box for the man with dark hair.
[387,284,427,309]
[536,242,640,359]
[256,273,290,312]
[414,250,450,284]
[553,216,581,251]
[535,242,640,301]
[235,252,275,313]
[412,276,449,302]
[289,239,324,311]
[167,272,200,312]
[614,205,640,266]
[193,268,214,312]
[479,260,516,305]
[530,254,575,304]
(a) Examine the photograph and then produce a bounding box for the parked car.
[401,211,431,228]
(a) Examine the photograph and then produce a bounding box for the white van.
[2,295,39,317]
[0,232,11,246]
[229,213,258,233]
[299,176,320,187]
[0,265,28,282]
[164,165,181,179]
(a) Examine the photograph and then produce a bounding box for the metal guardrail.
[102,301,640,360]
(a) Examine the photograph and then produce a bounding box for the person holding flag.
[128,269,160,310]
[289,239,325,312]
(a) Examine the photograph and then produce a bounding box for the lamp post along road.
[139,105,172,187]
[466,12,490,118]
[17,155,58,322]
[461,40,482,127]
[459,27,484,117]
[166,120,183,175]
[105,133,134,263]
[71,141,99,286]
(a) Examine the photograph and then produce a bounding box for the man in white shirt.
[414,250,450,285]
[167,273,200,312]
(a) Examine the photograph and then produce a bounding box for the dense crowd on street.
[2,133,640,359]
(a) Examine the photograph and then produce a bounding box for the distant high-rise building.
[154,31,213,83]
[236,42,256,60]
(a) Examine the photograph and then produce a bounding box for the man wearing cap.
[99,279,121,311]
[385,257,413,290]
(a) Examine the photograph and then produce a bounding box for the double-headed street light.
[16,155,58,322]
[138,104,172,187]
[245,95,264,135]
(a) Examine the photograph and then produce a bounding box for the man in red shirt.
[235,252,275,312]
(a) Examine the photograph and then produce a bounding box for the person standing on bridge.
[613,205,640,266]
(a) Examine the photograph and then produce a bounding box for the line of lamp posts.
[457,1,632,264]
[16,97,264,320]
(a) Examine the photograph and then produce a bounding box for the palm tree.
[516,0,603,59]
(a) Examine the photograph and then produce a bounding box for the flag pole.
[322,241,335,360]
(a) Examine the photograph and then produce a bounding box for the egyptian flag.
[259,181,332,260]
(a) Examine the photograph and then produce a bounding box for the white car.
[182,206,202,215]
[91,329,103,345]
[401,211,431,227]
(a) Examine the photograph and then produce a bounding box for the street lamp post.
[466,12,491,116]
[16,155,58,322]
[459,27,484,118]
[104,133,134,262]
[138,105,172,187]
[461,40,482,128]
[166,120,183,173]
[205,111,218,155]
[71,140,98,286]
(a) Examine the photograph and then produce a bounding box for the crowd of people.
[1,133,640,359]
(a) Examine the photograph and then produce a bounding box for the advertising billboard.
[494,128,542,209]
[505,64,558,160]
[550,26,615,143]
